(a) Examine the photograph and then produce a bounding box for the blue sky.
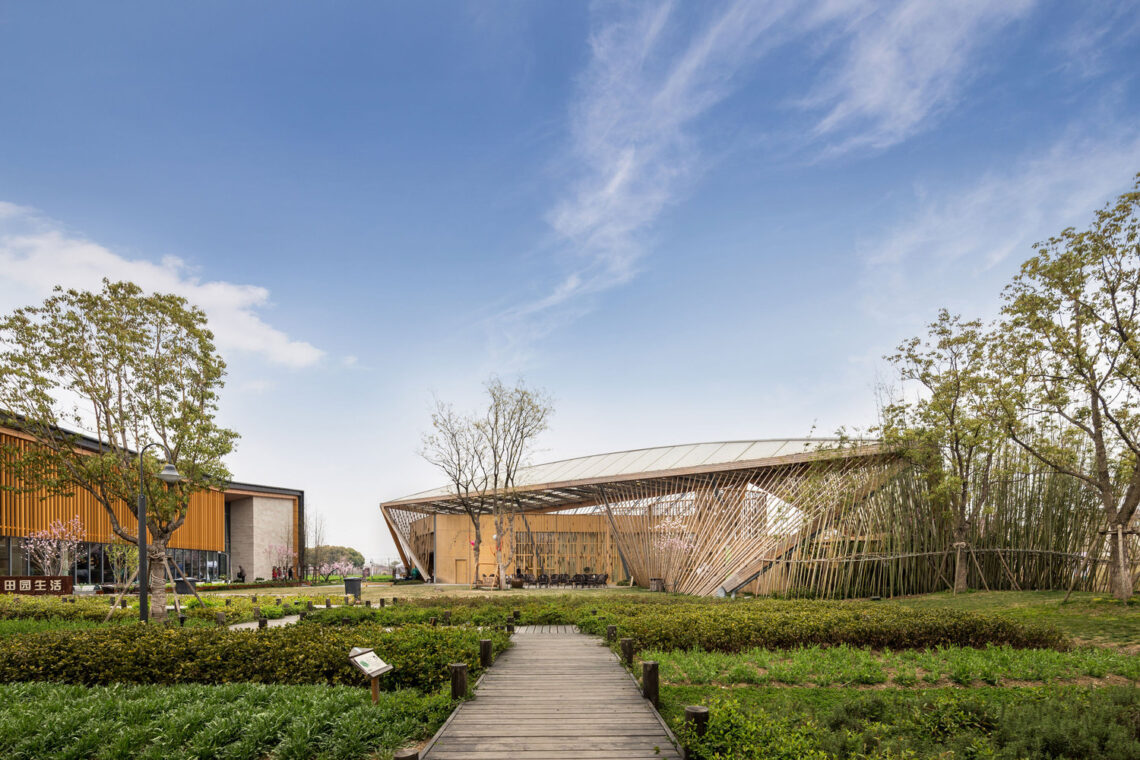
[2,1,1138,562]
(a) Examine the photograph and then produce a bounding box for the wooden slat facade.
[2,427,224,552]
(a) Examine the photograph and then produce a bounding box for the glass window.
[75,543,91,584]
[0,537,8,576]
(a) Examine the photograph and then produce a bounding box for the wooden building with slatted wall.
[381,439,893,595]
[0,422,304,585]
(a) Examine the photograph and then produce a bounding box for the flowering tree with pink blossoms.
[23,515,84,576]
[263,542,297,575]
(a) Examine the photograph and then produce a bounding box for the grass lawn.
[891,590,1140,649]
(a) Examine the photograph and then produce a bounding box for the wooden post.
[620,638,634,666]
[307,601,314,611]
[325,597,331,609]
[480,639,493,667]
[379,598,386,608]
[449,663,468,700]
[299,611,307,621]
[252,606,261,620]
[506,622,514,634]
[120,599,127,609]
[684,705,709,737]
[216,611,226,626]
[430,617,438,627]
[276,597,282,606]
[642,661,659,708]
[391,597,397,605]
[512,610,520,622]
[443,610,451,625]
[258,617,267,629]
[365,600,372,608]
[344,595,350,606]
[370,675,380,705]
[178,614,187,627]
[606,624,616,642]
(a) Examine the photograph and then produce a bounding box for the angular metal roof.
[382,438,883,514]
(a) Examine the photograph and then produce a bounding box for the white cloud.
[494,0,1047,357]
[858,130,1140,326]
[802,0,1036,156]
[492,1,794,355]
[0,203,324,368]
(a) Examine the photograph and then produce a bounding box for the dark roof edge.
[225,481,304,498]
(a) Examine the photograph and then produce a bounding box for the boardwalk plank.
[422,627,680,759]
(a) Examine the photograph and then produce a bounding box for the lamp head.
[157,463,182,484]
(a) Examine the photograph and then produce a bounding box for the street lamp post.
[138,442,182,623]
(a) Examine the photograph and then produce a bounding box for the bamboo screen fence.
[382,444,1137,598]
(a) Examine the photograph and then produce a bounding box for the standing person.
[237,565,246,583]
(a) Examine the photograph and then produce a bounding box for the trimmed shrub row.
[0,595,135,622]
[0,623,510,690]
[578,600,1068,652]
[301,595,1067,652]
[0,593,340,625]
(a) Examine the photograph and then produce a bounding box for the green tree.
[993,175,1140,600]
[311,545,365,567]
[882,309,1000,593]
[0,280,237,619]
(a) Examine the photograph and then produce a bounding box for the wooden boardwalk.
[422,625,681,760]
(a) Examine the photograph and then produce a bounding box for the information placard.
[0,576,73,595]
[349,647,393,678]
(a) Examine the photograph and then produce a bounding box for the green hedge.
[0,623,509,690]
[0,593,346,625]
[578,599,1067,652]
[0,595,135,622]
[300,595,1066,651]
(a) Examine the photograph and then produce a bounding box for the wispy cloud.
[493,0,1045,359]
[802,0,1035,156]
[492,1,793,356]
[0,202,324,369]
[858,129,1140,326]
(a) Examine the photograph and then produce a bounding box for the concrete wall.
[228,495,295,581]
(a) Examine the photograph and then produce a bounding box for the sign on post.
[0,576,73,595]
[349,646,393,704]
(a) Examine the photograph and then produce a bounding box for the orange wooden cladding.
[1,429,225,551]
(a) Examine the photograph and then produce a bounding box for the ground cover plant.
[666,685,1140,760]
[0,682,451,760]
[0,623,509,690]
[646,643,1140,687]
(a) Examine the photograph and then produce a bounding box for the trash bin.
[344,576,362,600]
[175,577,198,595]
